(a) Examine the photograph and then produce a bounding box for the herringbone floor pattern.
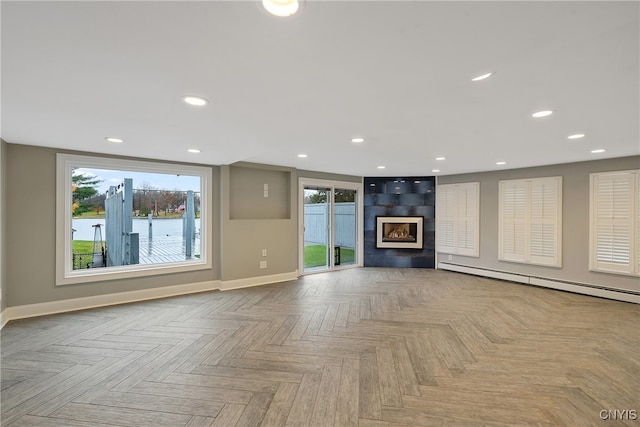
[1,268,638,426]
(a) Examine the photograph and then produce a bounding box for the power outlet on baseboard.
[260,261,267,269]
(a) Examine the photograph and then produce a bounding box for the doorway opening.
[299,179,362,274]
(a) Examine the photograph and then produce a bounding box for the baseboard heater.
[437,262,639,304]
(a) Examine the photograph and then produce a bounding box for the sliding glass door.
[333,188,357,267]
[300,179,362,273]
[303,187,332,272]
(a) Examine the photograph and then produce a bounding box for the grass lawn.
[73,212,106,219]
[72,240,94,253]
[304,245,355,268]
[72,240,102,269]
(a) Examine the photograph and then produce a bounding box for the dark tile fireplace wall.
[363,176,435,268]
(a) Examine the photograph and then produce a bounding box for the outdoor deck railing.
[72,252,106,270]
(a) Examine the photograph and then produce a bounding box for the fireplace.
[376,216,424,249]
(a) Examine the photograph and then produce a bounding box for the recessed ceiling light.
[351,137,365,143]
[370,183,376,186]
[187,148,201,153]
[435,157,446,161]
[532,110,553,118]
[297,154,308,158]
[181,96,208,107]
[105,137,123,143]
[591,149,606,154]
[262,0,299,17]
[414,180,421,184]
[432,169,440,173]
[377,165,386,169]
[471,72,493,82]
[496,161,507,165]
[568,134,585,140]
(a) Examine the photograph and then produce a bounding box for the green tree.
[306,190,354,204]
[307,191,327,204]
[72,169,101,215]
[334,191,355,203]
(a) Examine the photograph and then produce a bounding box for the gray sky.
[75,167,201,194]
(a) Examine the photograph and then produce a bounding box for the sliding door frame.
[298,178,364,274]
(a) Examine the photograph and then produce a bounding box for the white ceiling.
[2,1,639,177]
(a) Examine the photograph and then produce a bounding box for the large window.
[590,170,640,276]
[56,154,212,285]
[436,182,479,257]
[499,176,562,267]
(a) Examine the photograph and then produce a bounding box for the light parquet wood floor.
[1,268,639,426]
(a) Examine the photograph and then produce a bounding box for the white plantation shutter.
[500,181,527,262]
[457,183,479,256]
[437,182,479,257]
[499,177,562,267]
[590,171,639,276]
[529,178,562,266]
[437,185,456,253]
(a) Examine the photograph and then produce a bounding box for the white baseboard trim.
[438,262,640,304]
[1,272,302,328]
[220,271,299,291]
[2,280,221,325]
[438,263,530,285]
[528,277,640,304]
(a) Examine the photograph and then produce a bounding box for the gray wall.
[1,141,6,312]
[220,163,363,282]
[297,169,362,184]
[221,163,298,281]
[4,144,221,307]
[229,165,291,220]
[438,156,640,293]
[2,146,365,308]
[12,140,633,308]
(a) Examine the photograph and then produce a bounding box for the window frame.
[589,170,639,277]
[436,182,480,257]
[498,176,562,267]
[56,153,213,286]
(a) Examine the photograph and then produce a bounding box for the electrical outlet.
[260,261,267,269]
[448,255,453,261]
[264,190,269,198]
[262,249,267,257]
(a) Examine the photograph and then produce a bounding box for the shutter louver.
[437,182,479,257]
[500,182,527,262]
[456,184,478,256]
[529,178,561,265]
[591,171,638,275]
[437,185,455,253]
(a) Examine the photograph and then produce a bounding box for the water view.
[73,218,201,241]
